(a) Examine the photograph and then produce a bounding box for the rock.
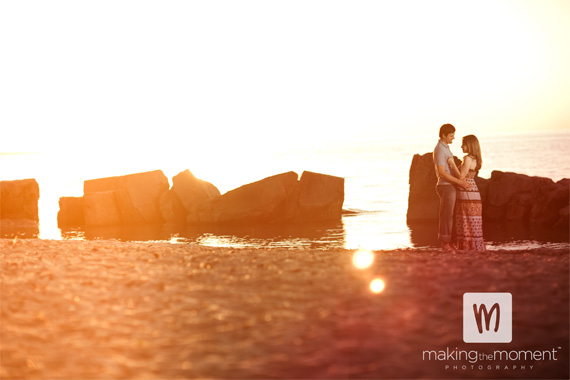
[474,176,489,208]
[57,197,85,227]
[158,170,220,224]
[530,178,569,227]
[407,153,439,222]
[171,170,221,212]
[0,218,39,238]
[83,191,122,227]
[158,190,186,224]
[406,154,568,229]
[0,179,40,221]
[292,171,344,222]
[556,179,570,230]
[83,170,169,225]
[486,171,553,219]
[188,172,299,225]
[555,205,570,229]
[187,171,345,225]
[485,171,566,226]
[504,192,534,221]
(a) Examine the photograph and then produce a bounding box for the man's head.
[439,123,456,144]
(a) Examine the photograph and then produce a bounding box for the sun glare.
[352,249,375,270]
[370,278,385,294]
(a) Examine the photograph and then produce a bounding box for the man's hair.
[439,123,456,139]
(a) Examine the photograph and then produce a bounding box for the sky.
[1,0,569,156]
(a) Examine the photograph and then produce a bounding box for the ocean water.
[1,130,569,250]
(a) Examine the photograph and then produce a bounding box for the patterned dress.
[455,169,486,251]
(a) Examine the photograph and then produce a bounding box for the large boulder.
[172,170,220,212]
[187,171,345,225]
[290,171,344,222]
[83,191,122,227]
[406,160,569,229]
[485,171,553,220]
[406,153,488,223]
[159,170,220,224]
[83,170,169,226]
[0,179,40,222]
[188,172,299,225]
[158,190,186,224]
[530,178,569,227]
[407,153,439,222]
[556,205,570,229]
[57,197,84,227]
[485,171,568,228]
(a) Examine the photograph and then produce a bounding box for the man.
[433,124,467,253]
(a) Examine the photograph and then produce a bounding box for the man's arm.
[437,165,468,188]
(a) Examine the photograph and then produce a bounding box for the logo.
[463,293,512,343]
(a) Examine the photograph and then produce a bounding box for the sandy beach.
[1,239,568,379]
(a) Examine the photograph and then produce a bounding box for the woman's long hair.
[462,135,483,172]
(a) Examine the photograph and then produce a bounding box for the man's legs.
[437,184,456,249]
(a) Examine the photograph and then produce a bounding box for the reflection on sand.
[60,221,346,250]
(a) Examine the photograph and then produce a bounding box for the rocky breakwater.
[0,179,40,236]
[59,170,172,227]
[58,170,344,228]
[407,153,569,230]
[58,170,219,228]
[187,171,344,225]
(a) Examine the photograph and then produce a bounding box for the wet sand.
[1,239,568,379]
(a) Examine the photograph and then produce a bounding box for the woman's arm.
[459,156,473,179]
[437,164,468,188]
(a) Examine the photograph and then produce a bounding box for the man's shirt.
[433,139,453,186]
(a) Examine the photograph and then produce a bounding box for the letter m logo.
[463,293,512,343]
[473,303,500,333]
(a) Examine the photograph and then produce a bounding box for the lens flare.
[352,249,374,270]
[370,278,385,294]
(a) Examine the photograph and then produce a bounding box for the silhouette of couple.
[433,123,486,253]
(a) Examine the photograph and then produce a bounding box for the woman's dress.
[455,170,486,251]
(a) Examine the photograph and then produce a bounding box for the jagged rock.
[407,157,569,230]
[83,191,122,227]
[188,172,299,225]
[172,170,220,212]
[57,197,84,227]
[486,171,568,228]
[0,179,40,221]
[530,178,569,226]
[83,170,169,225]
[486,171,553,220]
[292,171,344,222]
[555,205,570,229]
[407,153,439,222]
[406,153,464,222]
[157,170,220,224]
[187,171,345,225]
[158,190,186,224]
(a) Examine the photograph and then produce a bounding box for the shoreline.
[3,219,569,252]
[1,239,568,379]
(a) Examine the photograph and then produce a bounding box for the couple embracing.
[433,123,486,253]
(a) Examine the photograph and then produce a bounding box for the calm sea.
[1,130,569,250]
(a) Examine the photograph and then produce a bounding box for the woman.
[447,135,486,252]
